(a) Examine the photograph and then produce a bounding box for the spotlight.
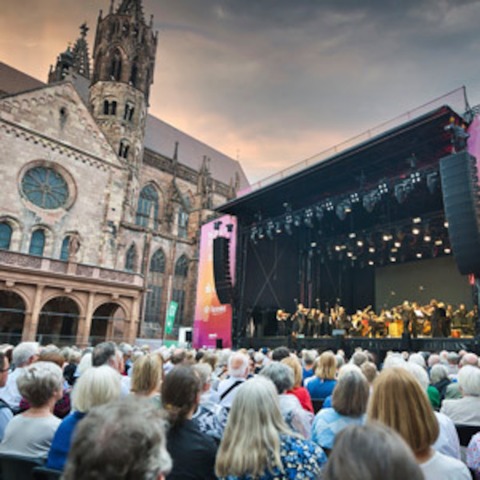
[382,233,392,242]
[324,200,334,212]
[378,181,389,195]
[336,201,351,221]
[410,171,422,184]
[368,260,374,266]
[369,247,375,253]
[311,242,317,247]
[444,221,449,228]
[444,248,451,254]
[304,208,314,228]
[412,227,420,235]
[258,227,265,240]
[424,235,431,242]
[416,253,422,259]
[434,239,443,246]
[390,257,397,262]
[357,240,364,247]
[413,217,422,224]
[275,222,282,234]
[394,241,401,248]
[350,193,360,204]
[349,233,356,239]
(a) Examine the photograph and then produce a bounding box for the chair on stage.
[0,452,44,480]
[32,465,63,480]
[311,399,324,414]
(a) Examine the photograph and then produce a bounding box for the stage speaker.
[213,237,233,304]
[185,331,192,343]
[216,338,223,349]
[440,151,480,275]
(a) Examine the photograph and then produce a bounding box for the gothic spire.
[117,0,145,22]
[71,23,91,79]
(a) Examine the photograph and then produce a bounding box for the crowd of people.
[0,340,478,478]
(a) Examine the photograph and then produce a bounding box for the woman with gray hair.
[215,376,326,479]
[260,362,313,439]
[441,365,480,425]
[0,361,63,458]
[430,363,451,405]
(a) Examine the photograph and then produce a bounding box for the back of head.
[458,365,480,396]
[260,362,294,394]
[72,365,121,413]
[323,423,424,480]
[351,351,367,367]
[368,367,438,454]
[360,361,378,384]
[429,364,449,384]
[461,352,479,367]
[162,365,201,427]
[332,367,369,417]
[228,352,249,378]
[63,397,172,480]
[271,346,290,362]
[302,349,316,366]
[316,351,337,380]
[192,363,212,390]
[131,354,163,395]
[12,341,39,367]
[281,356,302,388]
[17,361,63,408]
[92,342,117,368]
[216,377,289,478]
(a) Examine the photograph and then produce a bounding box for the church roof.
[117,0,145,22]
[144,115,250,190]
[0,62,45,96]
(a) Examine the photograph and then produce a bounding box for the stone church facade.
[0,0,248,346]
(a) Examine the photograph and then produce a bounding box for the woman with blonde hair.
[130,353,163,407]
[306,350,337,400]
[215,376,326,479]
[368,367,470,480]
[281,355,313,413]
[46,365,122,471]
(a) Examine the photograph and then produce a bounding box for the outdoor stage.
[197,88,480,351]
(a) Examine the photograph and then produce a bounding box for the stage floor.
[238,336,479,360]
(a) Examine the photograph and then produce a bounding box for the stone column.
[76,291,95,347]
[23,285,44,342]
[126,296,140,344]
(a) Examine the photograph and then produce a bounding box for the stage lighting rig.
[314,205,324,221]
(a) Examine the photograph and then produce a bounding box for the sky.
[1,0,480,183]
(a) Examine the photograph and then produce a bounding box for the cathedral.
[0,0,248,346]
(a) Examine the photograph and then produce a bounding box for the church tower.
[89,0,157,173]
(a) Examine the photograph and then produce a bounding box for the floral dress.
[219,434,326,480]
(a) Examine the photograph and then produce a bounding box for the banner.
[193,215,237,348]
[165,300,178,335]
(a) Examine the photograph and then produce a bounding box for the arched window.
[130,62,138,87]
[136,185,159,229]
[60,236,71,261]
[123,102,135,122]
[119,140,130,159]
[125,244,137,272]
[103,100,117,115]
[110,49,122,81]
[177,206,189,239]
[172,255,189,327]
[29,229,46,256]
[0,223,12,250]
[145,249,166,325]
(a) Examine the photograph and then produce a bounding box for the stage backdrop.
[193,215,237,348]
[375,256,473,310]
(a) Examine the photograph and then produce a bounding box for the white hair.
[408,353,426,369]
[228,352,249,377]
[12,342,39,367]
[405,363,429,391]
[429,364,449,385]
[383,353,406,370]
[459,365,480,396]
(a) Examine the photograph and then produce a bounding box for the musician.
[430,299,445,337]
[291,303,307,336]
[336,306,352,336]
[401,301,418,338]
[276,309,288,336]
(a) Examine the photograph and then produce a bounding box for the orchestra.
[275,300,477,339]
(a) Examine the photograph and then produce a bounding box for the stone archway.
[90,303,126,345]
[37,296,80,346]
[0,290,25,344]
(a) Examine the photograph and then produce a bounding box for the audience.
[63,397,172,480]
[441,365,480,425]
[368,367,470,479]
[162,365,217,479]
[306,351,337,400]
[323,423,424,480]
[281,355,314,413]
[47,365,122,470]
[0,361,62,459]
[0,339,478,478]
[215,376,325,479]
[260,362,313,439]
[312,365,369,453]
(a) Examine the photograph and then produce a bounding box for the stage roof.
[218,105,463,225]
